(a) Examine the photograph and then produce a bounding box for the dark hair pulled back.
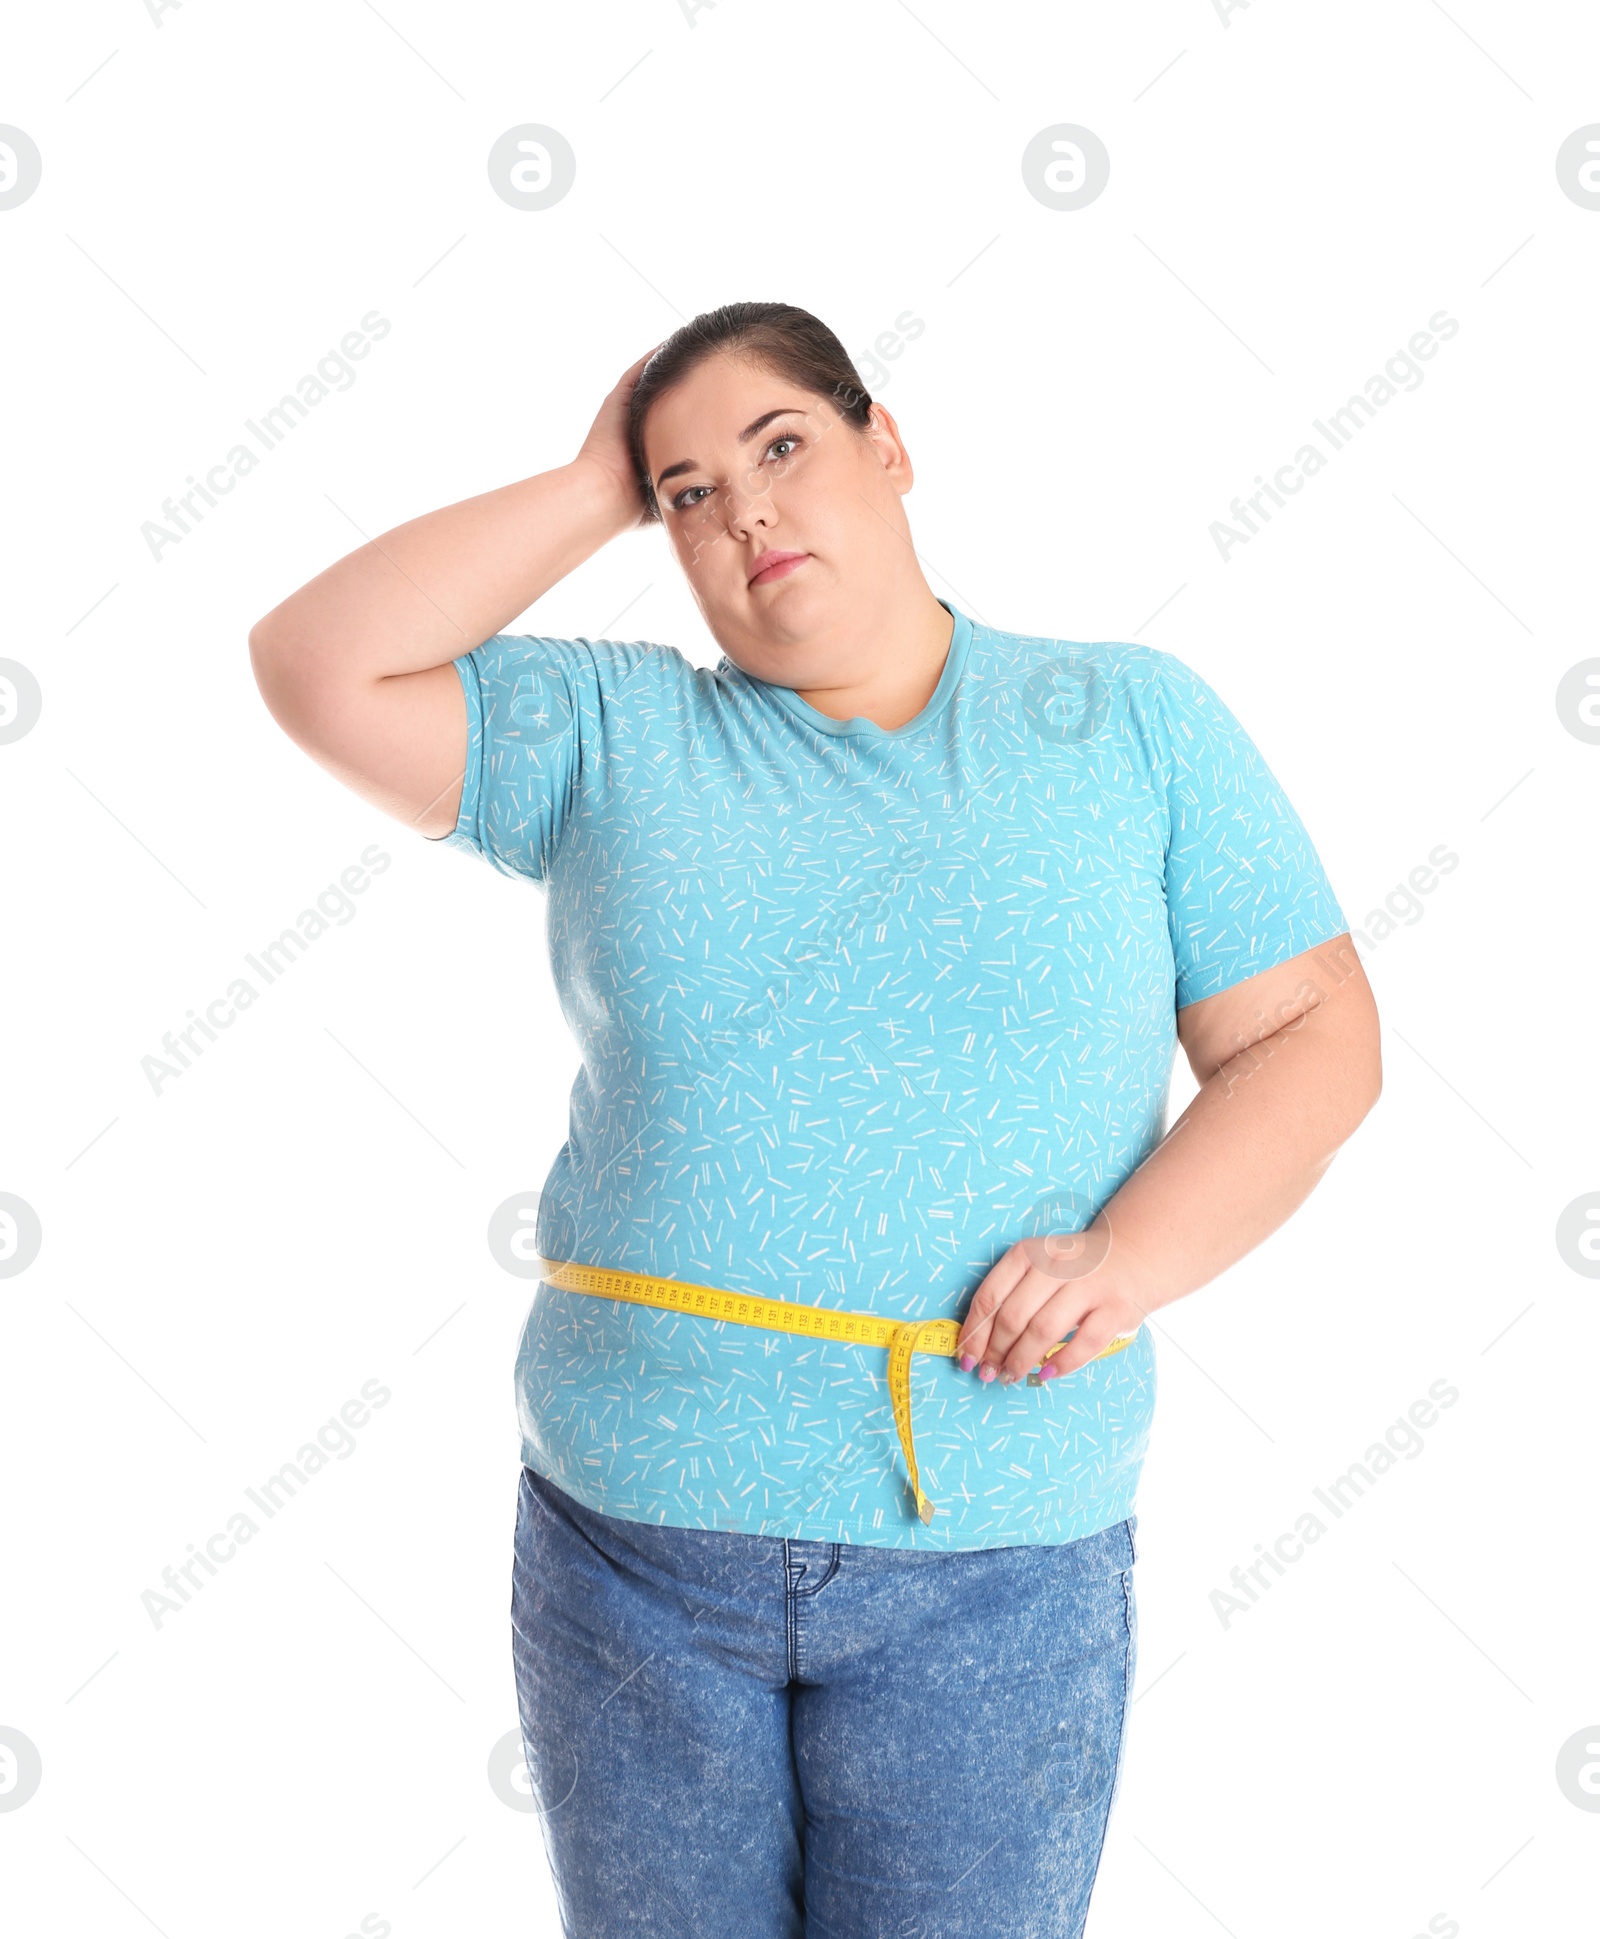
[625,302,874,522]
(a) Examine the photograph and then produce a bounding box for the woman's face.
[640,351,920,686]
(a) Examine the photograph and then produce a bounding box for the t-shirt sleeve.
[428,634,593,884]
[1147,649,1349,1008]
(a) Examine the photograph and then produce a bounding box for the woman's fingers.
[957,1227,1121,1381]
[955,1245,1031,1371]
[961,1267,1089,1384]
[575,345,669,517]
[977,1269,1086,1379]
[1025,1305,1127,1385]
[984,1275,1089,1380]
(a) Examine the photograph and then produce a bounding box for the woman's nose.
[723,475,777,540]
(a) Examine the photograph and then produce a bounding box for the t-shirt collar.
[742,599,974,741]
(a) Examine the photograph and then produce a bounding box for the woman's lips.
[748,551,808,588]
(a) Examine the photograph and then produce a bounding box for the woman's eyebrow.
[654,407,808,492]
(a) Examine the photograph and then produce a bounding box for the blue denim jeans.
[511,1467,1138,1938]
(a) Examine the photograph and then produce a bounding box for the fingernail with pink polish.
[1036,1365,1058,1383]
[978,1364,996,1383]
[958,1353,977,1372]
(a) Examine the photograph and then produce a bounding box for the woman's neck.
[793,593,956,731]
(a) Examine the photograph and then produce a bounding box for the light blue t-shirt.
[438,600,1347,1549]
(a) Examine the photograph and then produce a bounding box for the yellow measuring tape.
[538,1258,1138,1525]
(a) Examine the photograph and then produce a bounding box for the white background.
[2,2,1597,1934]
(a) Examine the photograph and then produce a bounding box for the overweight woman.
[249,302,1381,1938]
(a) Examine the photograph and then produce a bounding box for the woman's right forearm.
[249,456,637,685]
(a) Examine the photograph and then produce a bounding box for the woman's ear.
[865,403,914,494]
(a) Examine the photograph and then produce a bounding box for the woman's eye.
[670,435,800,510]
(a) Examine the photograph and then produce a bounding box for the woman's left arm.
[956,932,1383,1384]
